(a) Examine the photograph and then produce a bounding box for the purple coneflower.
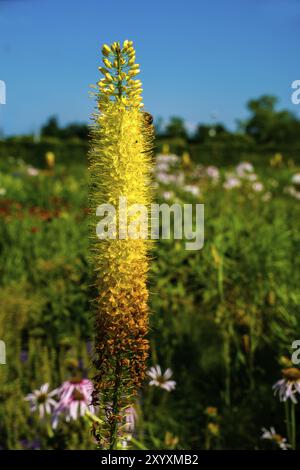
[20,350,28,363]
[124,406,137,433]
[52,378,95,427]
[147,365,176,392]
[206,166,219,181]
[58,378,93,402]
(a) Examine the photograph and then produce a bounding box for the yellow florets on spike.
[98,40,144,109]
[89,40,153,449]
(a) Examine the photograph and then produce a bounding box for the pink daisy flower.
[52,378,95,428]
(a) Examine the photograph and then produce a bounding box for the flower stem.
[223,333,231,407]
[285,401,291,445]
[46,421,54,439]
[109,358,122,450]
[291,401,296,450]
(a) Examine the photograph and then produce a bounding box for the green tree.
[41,116,60,138]
[61,123,89,140]
[41,116,89,140]
[165,116,188,139]
[239,95,300,145]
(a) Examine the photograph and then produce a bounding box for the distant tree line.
[40,116,89,141]
[154,95,300,146]
[8,95,300,147]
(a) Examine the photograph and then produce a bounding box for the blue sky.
[0,0,299,135]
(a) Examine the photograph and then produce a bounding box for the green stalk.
[218,256,231,407]
[285,401,292,447]
[223,333,231,407]
[109,358,122,450]
[291,401,296,450]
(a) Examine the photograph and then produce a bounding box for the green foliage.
[41,116,89,140]
[0,140,89,168]
[142,169,300,448]
[0,155,299,449]
[164,116,188,140]
[239,95,300,145]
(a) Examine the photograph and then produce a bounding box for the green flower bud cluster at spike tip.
[97,40,143,109]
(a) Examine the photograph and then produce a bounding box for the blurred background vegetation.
[0,93,300,450]
[1,94,300,168]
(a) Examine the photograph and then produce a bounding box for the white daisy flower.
[162,191,174,200]
[147,365,176,392]
[252,182,264,192]
[156,161,170,172]
[223,176,241,190]
[184,185,200,196]
[156,154,179,164]
[25,383,58,419]
[156,172,177,184]
[285,186,300,200]
[236,162,254,177]
[273,368,300,403]
[292,173,300,185]
[261,427,291,450]
[27,166,39,176]
[244,173,257,181]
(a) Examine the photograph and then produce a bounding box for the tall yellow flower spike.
[89,40,154,449]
